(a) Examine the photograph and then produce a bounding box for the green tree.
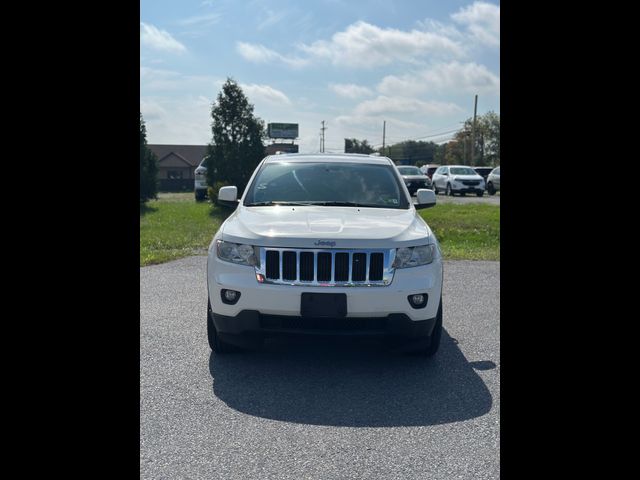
[344,138,375,154]
[140,112,158,203]
[451,111,500,166]
[378,140,437,165]
[204,78,265,195]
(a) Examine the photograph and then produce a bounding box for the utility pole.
[471,94,478,166]
[320,120,327,153]
[382,120,386,152]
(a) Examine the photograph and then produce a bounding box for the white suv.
[432,165,485,197]
[206,154,444,356]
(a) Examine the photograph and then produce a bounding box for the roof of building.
[147,144,208,167]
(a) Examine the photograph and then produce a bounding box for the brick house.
[147,144,208,192]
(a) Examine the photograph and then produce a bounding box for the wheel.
[424,298,443,357]
[433,183,439,195]
[460,192,466,197]
[487,183,496,195]
[476,191,484,197]
[207,298,237,353]
[446,183,453,196]
[195,190,205,202]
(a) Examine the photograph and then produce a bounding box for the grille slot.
[266,251,280,279]
[317,253,332,281]
[334,253,349,281]
[299,252,314,281]
[282,251,297,280]
[369,253,384,281]
[351,253,366,281]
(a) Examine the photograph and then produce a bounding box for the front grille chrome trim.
[256,247,396,287]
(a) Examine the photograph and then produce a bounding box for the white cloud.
[258,10,287,30]
[451,1,500,48]
[237,20,464,69]
[140,67,222,94]
[178,13,221,27]
[240,84,291,106]
[354,96,463,116]
[140,23,187,53]
[141,96,211,145]
[236,42,309,68]
[299,21,465,67]
[377,62,500,96]
[329,83,373,99]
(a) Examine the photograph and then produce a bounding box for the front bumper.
[207,252,443,323]
[452,185,483,194]
[212,310,438,347]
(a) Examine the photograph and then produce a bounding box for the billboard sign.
[268,123,298,139]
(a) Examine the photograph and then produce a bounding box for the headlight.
[392,244,436,268]
[216,240,258,266]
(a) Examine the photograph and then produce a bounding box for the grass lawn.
[140,193,230,266]
[420,203,500,261]
[140,193,499,266]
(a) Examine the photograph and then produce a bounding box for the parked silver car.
[486,167,500,195]
[431,165,485,197]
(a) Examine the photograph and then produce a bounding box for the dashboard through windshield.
[243,161,410,209]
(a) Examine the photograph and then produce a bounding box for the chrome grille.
[256,247,396,286]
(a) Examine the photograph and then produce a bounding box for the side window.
[495,168,500,175]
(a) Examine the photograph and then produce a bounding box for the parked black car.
[397,166,433,195]
[473,166,494,183]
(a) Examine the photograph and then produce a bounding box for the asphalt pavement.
[140,256,500,479]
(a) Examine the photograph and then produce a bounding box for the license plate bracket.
[301,293,347,318]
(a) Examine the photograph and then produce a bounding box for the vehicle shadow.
[208,329,493,427]
[139,202,158,216]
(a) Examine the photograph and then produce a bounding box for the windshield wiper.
[306,201,361,207]
[244,201,315,206]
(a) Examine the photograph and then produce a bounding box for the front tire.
[195,190,206,202]
[476,190,484,197]
[207,299,237,353]
[433,183,439,195]
[424,299,443,357]
[487,183,496,195]
[446,183,454,196]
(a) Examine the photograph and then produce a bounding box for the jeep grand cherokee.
[206,153,444,356]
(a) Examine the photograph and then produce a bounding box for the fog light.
[408,293,428,309]
[221,289,241,305]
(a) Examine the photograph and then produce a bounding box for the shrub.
[208,181,230,203]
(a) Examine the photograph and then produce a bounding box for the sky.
[140,0,499,153]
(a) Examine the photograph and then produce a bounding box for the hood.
[452,174,482,181]
[220,205,433,248]
[402,175,430,181]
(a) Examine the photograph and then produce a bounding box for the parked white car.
[432,165,485,197]
[194,158,208,201]
[206,153,444,356]
[486,166,500,195]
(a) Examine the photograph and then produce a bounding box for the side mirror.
[217,186,238,208]
[415,189,436,209]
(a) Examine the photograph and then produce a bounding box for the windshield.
[244,161,409,209]
[397,166,422,175]
[450,167,478,175]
